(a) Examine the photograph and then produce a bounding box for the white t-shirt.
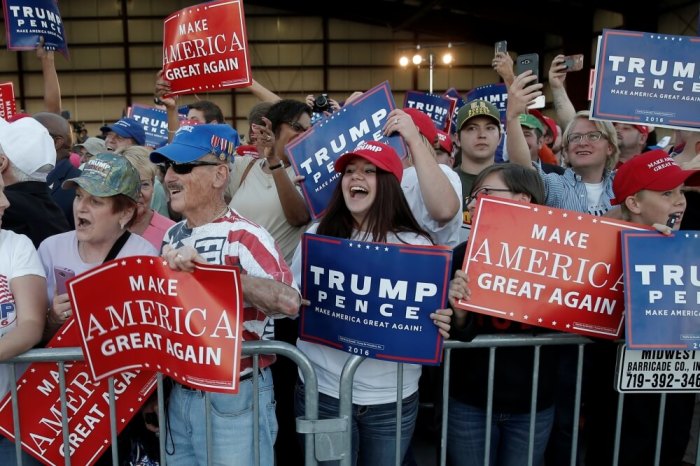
[38,231,158,299]
[401,165,463,247]
[291,223,431,405]
[0,230,46,398]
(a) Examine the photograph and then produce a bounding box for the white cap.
[0,117,56,180]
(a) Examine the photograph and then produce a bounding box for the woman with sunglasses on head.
[446,163,560,466]
[290,141,453,466]
[228,98,313,463]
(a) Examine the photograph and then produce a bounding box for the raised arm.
[492,52,515,88]
[248,78,282,104]
[155,70,180,142]
[37,37,61,114]
[385,108,460,224]
[505,71,543,170]
[548,54,577,130]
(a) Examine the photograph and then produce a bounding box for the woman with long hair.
[291,140,452,466]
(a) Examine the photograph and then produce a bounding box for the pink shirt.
[141,211,175,251]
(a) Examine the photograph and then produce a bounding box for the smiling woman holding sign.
[290,141,452,466]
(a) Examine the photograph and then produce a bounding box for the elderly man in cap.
[0,116,69,248]
[101,117,146,153]
[149,124,301,466]
[75,137,106,166]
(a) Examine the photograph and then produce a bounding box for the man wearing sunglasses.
[150,123,302,466]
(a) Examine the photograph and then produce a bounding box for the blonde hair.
[561,110,620,171]
[121,146,157,181]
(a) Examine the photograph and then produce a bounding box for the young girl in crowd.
[446,163,558,466]
[290,140,452,465]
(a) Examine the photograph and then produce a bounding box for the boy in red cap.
[584,148,700,466]
[612,148,700,227]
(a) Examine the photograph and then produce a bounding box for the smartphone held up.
[494,40,507,55]
[515,53,539,83]
[563,54,584,72]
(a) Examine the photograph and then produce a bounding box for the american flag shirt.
[162,208,299,374]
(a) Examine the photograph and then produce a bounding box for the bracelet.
[268,162,283,171]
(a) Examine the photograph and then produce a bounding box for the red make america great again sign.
[70,256,244,393]
[457,197,648,339]
[162,0,252,96]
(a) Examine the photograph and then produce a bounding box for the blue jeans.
[447,398,554,466]
[166,367,277,466]
[294,381,418,466]
[0,437,42,466]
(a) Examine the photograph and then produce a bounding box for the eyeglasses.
[567,130,605,145]
[139,180,153,190]
[286,120,309,133]
[466,187,512,205]
[161,160,222,175]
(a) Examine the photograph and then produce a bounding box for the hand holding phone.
[515,53,539,83]
[54,266,75,295]
[563,54,584,72]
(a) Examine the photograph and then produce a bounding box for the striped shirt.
[163,208,299,373]
[534,162,616,215]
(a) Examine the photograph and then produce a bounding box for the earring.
[119,221,126,230]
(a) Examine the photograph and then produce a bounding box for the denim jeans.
[294,381,418,466]
[166,367,277,466]
[447,397,554,466]
[0,437,42,466]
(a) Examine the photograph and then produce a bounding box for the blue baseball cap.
[150,124,240,164]
[100,117,146,146]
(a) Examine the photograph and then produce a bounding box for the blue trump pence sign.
[622,231,700,349]
[286,81,407,220]
[300,234,452,365]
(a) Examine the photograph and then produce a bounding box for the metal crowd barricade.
[439,333,591,466]
[6,335,700,466]
[4,340,327,466]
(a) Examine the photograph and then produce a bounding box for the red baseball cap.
[436,130,453,154]
[334,141,404,182]
[612,149,700,205]
[528,109,557,139]
[632,125,650,136]
[235,144,260,158]
[403,108,438,145]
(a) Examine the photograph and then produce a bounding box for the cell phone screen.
[495,40,507,55]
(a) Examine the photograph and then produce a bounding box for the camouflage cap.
[456,99,501,132]
[62,152,140,202]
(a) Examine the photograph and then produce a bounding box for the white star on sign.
[137,258,142,264]
[563,213,568,218]
[577,216,582,220]
[552,321,557,325]
[538,318,543,323]
[121,260,127,266]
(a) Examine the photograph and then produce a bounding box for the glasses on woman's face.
[566,130,605,145]
[466,187,512,205]
[161,160,222,175]
[139,180,153,191]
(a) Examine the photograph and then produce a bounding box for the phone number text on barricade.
[616,345,700,393]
